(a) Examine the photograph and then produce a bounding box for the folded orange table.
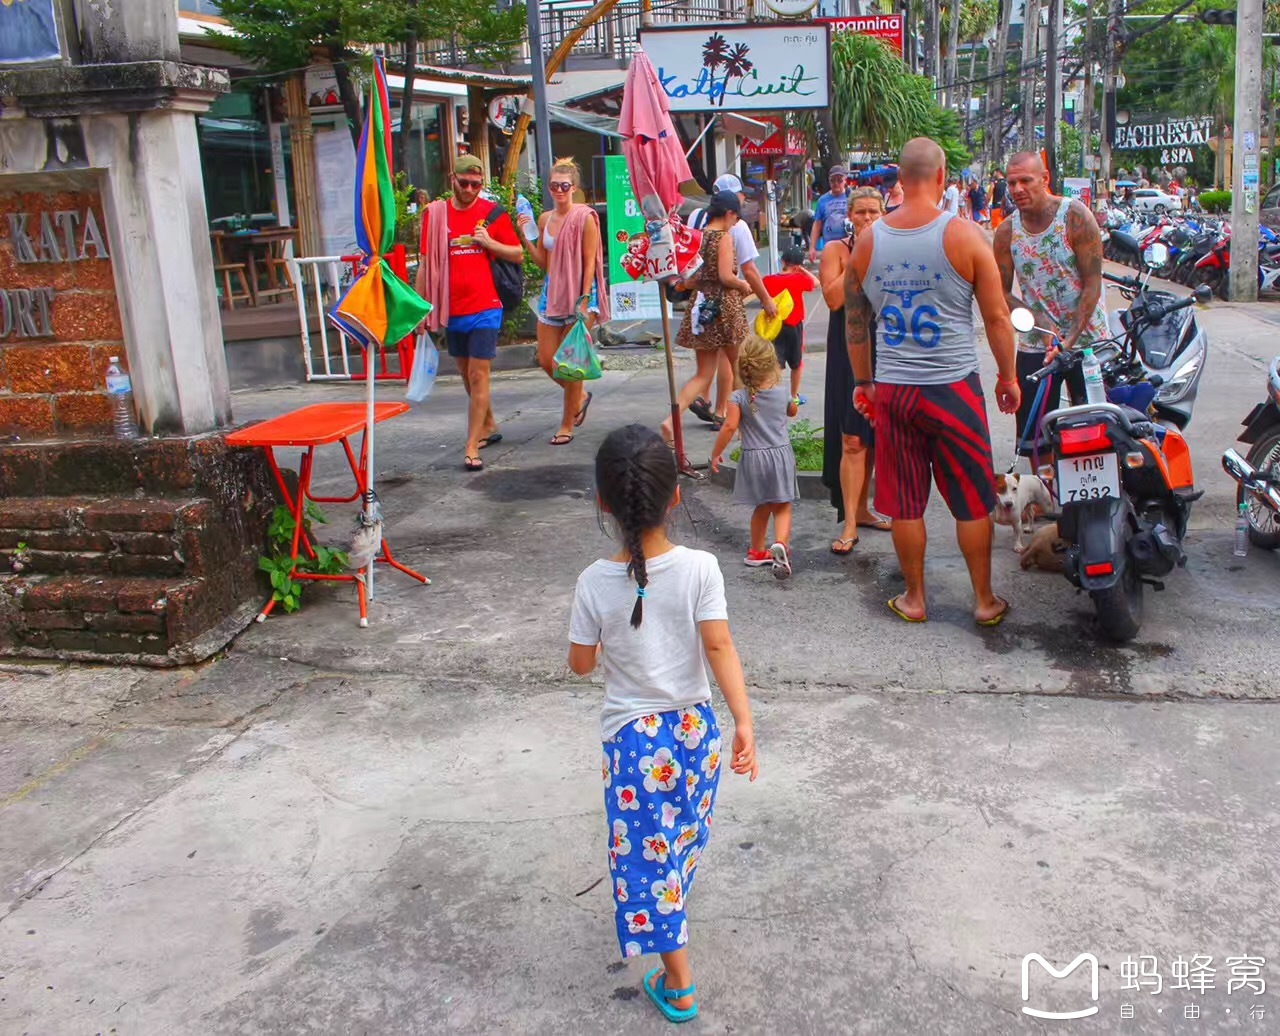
[227,402,427,626]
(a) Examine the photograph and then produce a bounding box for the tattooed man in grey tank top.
[843,138,1021,627]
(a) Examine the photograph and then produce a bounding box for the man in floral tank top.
[993,152,1108,457]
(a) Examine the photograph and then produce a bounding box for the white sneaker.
[769,542,791,580]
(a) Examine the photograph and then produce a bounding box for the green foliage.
[1199,190,1232,213]
[393,171,418,247]
[258,503,349,614]
[813,31,968,168]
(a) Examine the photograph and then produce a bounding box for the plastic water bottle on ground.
[1234,502,1250,558]
[105,356,140,439]
[515,194,538,242]
[1081,347,1107,405]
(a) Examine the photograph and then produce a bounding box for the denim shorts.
[537,280,599,327]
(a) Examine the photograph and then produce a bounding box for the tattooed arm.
[844,237,876,387]
[991,218,1023,315]
[1062,199,1104,352]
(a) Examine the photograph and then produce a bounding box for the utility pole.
[1099,0,1124,187]
[526,0,554,205]
[1044,0,1061,189]
[1081,0,1097,180]
[1230,0,1263,303]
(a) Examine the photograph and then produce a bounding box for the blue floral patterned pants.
[602,701,723,957]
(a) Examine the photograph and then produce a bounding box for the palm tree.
[1174,28,1234,187]
[701,33,729,104]
[805,30,968,170]
[721,43,753,108]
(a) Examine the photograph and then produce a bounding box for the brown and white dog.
[993,472,1055,553]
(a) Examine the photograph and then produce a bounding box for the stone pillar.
[0,0,233,437]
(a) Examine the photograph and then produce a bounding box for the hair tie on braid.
[636,588,646,598]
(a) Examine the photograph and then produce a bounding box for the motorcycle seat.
[1264,243,1280,257]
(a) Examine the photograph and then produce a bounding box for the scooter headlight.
[1156,342,1205,404]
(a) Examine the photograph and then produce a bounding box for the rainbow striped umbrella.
[330,51,431,605]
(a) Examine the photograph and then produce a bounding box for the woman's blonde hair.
[848,185,885,210]
[551,157,582,183]
[735,334,781,408]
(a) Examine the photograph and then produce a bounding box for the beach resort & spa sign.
[639,24,831,113]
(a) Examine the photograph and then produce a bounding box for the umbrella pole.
[658,296,694,477]
[364,345,377,609]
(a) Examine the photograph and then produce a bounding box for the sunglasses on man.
[454,176,484,189]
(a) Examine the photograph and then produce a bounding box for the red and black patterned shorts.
[873,373,998,522]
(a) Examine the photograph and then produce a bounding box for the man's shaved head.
[1006,151,1045,176]
[898,137,946,184]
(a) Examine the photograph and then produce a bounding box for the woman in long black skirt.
[820,188,892,554]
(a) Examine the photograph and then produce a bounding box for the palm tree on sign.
[702,33,729,104]
[721,43,754,108]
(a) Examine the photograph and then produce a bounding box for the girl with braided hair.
[569,424,759,1024]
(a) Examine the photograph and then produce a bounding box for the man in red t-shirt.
[416,154,524,471]
[762,247,818,401]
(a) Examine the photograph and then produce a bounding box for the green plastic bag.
[552,311,603,382]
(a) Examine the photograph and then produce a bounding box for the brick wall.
[0,187,126,440]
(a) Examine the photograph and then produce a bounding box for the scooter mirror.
[1010,307,1036,333]
[1144,242,1170,269]
[1193,284,1213,305]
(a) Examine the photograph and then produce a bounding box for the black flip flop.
[464,456,484,472]
[831,537,859,555]
[689,397,716,424]
[549,433,575,446]
[574,392,593,428]
[478,432,503,449]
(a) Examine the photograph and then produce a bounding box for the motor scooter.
[1014,245,1212,641]
[1222,356,1280,549]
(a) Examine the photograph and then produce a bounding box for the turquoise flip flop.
[642,968,699,1024]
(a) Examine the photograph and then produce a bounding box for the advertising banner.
[816,14,904,56]
[1112,114,1214,166]
[639,24,831,113]
[603,155,663,320]
[0,0,62,64]
[1063,177,1092,209]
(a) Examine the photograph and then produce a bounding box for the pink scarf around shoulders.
[545,204,611,322]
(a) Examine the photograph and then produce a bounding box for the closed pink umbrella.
[620,51,699,475]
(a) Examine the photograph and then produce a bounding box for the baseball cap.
[713,173,744,194]
[454,154,484,176]
[829,164,849,179]
[708,190,742,215]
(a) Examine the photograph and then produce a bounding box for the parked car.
[1130,188,1184,214]
[1261,182,1280,233]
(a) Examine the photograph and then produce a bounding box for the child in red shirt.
[762,248,818,402]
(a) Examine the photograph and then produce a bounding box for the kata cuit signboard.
[639,24,831,113]
[816,14,904,56]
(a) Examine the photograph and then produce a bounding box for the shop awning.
[549,102,622,138]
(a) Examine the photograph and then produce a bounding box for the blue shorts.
[444,309,502,361]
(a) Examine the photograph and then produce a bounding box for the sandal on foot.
[831,537,859,555]
[548,433,575,446]
[976,597,1011,627]
[857,515,893,532]
[574,392,593,428]
[688,396,715,424]
[887,595,927,623]
[478,432,503,449]
[463,456,484,472]
[643,968,698,1024]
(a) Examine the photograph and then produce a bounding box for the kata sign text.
[639,25,830,112]
[1,208,111,341]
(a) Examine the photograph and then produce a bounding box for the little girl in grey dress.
[710,334,800,579]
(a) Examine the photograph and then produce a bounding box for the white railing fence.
[287,255,359,381]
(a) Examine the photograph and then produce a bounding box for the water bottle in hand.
[1081,347,1107,405]
[515,194,538,242]
[1234,502,1250,558]
[105,356,140,439]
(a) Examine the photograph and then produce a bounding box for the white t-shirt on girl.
[569,545,728,740]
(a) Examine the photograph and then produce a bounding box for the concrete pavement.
[1,292,1279,1034]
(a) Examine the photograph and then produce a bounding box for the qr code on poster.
[615,288,639,315]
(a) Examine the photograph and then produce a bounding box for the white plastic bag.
[405,332,439,403]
